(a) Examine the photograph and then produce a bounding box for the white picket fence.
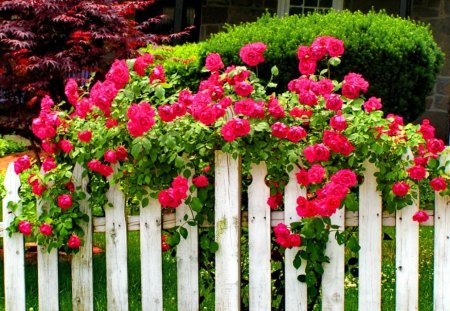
[1,151,450,310]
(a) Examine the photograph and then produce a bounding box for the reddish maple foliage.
[0,0,191,116]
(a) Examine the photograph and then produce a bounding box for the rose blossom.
[42,157,57,172]
[303,143,330,163]
[363,97,382,112]
[407,165,427,181]
[78,130,92,143]
[331,169,357,188]
[267,193,283,210]
[286,126,307,143]
[412,210,429,223]
[18,220,32,236]
[239,42,267,67]
[330,112,347,131]
[39,223,52,236]
[104,150,117,164]
[105,59,130,90]
[271,122,289,139]
[430,177,447,191]
[193,175,209,188]
[14,155,31,174]
[64,78,79,105]
[205,53,224,72]
[150,64,165,83]
[116,146,128,161]
[59,139,73,153]
[307,164,326,184]
[58,194,73,209]
[392,182,410,197]
[67,235,81,249]
[134,53,154,76]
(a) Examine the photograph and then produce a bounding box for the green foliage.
[152,10,444,122]
[0,136,28,157]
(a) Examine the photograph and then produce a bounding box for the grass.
[0,226,436,310]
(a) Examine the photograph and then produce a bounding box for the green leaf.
[141,197,149,208]
[210,241,219,253]
[343,193,358,211]
[179,226,188,239]
[328,57,341,66]
[155,85,165,99]
[347,235,360,252]
[271,65,279,76]
[190,197,203,212]
[293,251,302,269]
[297,274,306,283]
[175,156,185,168]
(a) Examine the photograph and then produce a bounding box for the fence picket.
[395,200,419,310]
[215,151,241,311]
[105,165,129,311]
[248,162,271,311]
[2,163,26,311]
[140,194,163,311]
[71,163,93,311]
[322,207,345,310]
[176,185,199,310]
[358,161,382,311]
[284,167,307,311]
[434,190,450,310]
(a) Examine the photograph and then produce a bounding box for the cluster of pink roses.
[158,176,190,208]
[297,36,344,75]
[296,169,357,218]
[127,102,156,137]
[274,223,301,248]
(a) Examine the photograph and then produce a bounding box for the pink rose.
[64,78,79,106]
[303,143,330,163]
[205,53,224,72]
[105,118,118,129]
[418,119,435,140]
[392,182,410,197]
[158,188,182,208]
[267,193,283,210]
[105,59,130,90]
[286,126,307,143]
[331,169,357,188]
[57,194,73,209]
[18,220,32,236]
[59,139,73,153]
[67,235,81,249]
[234,81,254,97]
[296,169,310,186]
[39,223,52,236]
[325,94,343,111]
[42,157,57,173]
[239,42,267,66]
[426,139,445,154]
[134,53,154,76]
[307,164,326,184]
[116,146,128,161]
[158,105,176,122]
[14,155,31,174]
[271,122,289,139]
[298,59,317,76]
[430,177,447,191]
[407,165,427,181]
[412,210,429,223]
[193,175,209,188]
[87,159,102,172]
[78,130,92,143]
[330,112,347,131]
[363,97,382,113]
[150,64,165,83]
[104,150,117,164]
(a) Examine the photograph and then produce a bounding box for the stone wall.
[412,0,450,112]
[411,0,450,141]
[200,0,277,40]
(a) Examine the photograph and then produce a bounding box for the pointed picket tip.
[4,162,21,194]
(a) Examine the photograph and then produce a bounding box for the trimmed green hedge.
[149,11,444,121]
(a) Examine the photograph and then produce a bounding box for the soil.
[0,150,36,172]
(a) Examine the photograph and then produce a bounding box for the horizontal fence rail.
[1,153,449,311]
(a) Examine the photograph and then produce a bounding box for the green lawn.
[0,227,435,310]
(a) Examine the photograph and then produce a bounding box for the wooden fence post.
[72,163,93,311]
[2,163,26,311]
[248,162,271,311]
[105,164,128,311]
[434,153,450,310]
[284,167,307,311]
[215,151,241,311]
[140,193,163,311]
[176,173,199,311]
[358,161,382,311]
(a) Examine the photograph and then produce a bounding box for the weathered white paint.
[37,197,59,311]
[434,190,450,310]
[322,207,345,311]
[248,162,271,311]
[358,161,382,311]
[105,165,129,311]
[284,167,307,311]
[176,180,199,311]
[140,194,163,311]
[71,163,93,311]
[215,151,241,311]
[2,163,26,311]
[395,200,419,311]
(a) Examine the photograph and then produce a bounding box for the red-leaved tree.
[0,0,191,136]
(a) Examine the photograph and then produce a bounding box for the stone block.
[436,76,450,95]
[264,0,278,9]
[425,96,434,110]
[412,6,440,17]
[200,24,223,40]
[227,7,265,24]
[201,6,229,23]
[430,94,450,111]
[230,0,253,7]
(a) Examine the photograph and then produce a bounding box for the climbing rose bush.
[9,37,449,286]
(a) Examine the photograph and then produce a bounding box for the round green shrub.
[150,10,444,122]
